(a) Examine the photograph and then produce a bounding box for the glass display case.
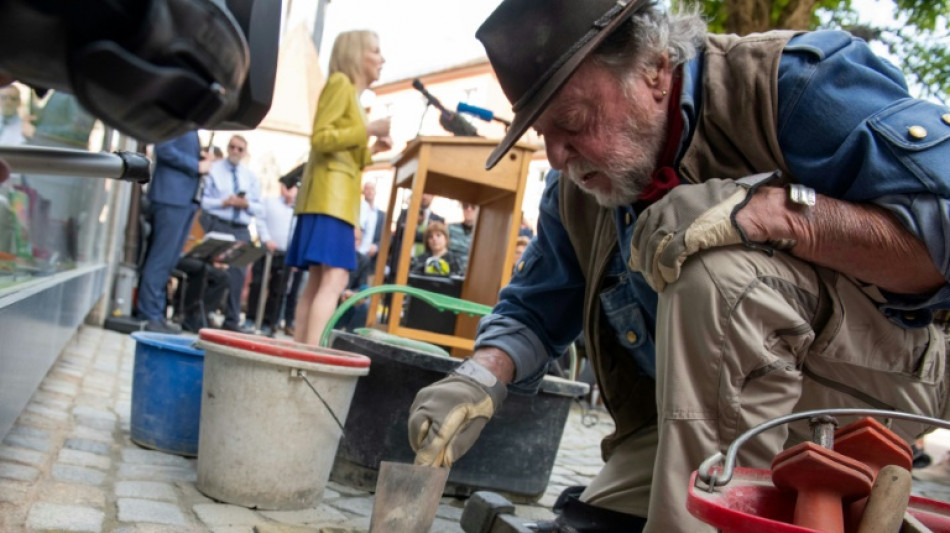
[0,88,111,294]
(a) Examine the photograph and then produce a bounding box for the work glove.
[630,171,784,292]
[408,359,508,467]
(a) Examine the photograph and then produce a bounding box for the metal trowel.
[368,458,450,533]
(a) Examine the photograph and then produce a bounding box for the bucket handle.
[293,369,346,435]
[696,408,950,492]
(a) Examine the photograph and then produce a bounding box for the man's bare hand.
[738,185,945,294]
[265,241,278,253]
[733,186,794,244]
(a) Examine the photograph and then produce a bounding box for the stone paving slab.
[3,325,950,532]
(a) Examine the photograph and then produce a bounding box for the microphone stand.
[415,104,431,138]
[411,78,478,137]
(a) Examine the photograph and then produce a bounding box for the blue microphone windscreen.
[456,102,494,122]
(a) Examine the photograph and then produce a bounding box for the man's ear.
[647,53,673,100]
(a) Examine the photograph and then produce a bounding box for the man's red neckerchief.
[636,70,684,205]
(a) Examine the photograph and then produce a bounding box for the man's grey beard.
[566,160,653,208]
[564,97,667,208]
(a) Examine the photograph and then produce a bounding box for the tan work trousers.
[581,246,949,532]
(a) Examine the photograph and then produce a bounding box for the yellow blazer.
[295,72,372,225]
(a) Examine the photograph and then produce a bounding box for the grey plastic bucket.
[194,330,370,510]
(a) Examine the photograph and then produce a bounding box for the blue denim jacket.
[475,31,950,393]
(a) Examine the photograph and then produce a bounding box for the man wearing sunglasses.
[200,134,262,331]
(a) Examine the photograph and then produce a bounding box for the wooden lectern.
[367,136,537,354]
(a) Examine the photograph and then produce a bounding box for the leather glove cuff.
[452,358,509,411]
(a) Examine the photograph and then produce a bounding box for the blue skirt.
[285,214,357,270]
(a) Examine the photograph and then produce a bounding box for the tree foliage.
[672,0,949,103]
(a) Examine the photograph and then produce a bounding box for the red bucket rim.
[198,329,370,368]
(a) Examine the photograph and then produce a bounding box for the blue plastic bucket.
[130,332,205,456]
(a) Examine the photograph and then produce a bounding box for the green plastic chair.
[320,283,580,381]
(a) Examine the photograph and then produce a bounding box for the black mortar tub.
[329,331,590,503]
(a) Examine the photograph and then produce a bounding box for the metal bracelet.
[454,358,499,388]
[788,183,816,207]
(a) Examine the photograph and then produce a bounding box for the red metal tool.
[771,441,875,533]
[688,408,950,533]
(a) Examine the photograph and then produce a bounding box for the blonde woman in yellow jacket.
[287,30,391,345]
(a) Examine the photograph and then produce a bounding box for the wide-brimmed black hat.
[476,0,651,169]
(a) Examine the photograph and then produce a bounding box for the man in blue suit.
[136,131,211,332]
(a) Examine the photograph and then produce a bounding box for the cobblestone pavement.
[2,326,949,532]
[0,326,614,532]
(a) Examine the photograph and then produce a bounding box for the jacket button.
[625,330,638,344]
[943,113,950,125]
[908,125,927,140]
[625,212,632,226]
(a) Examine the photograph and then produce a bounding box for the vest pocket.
[599,273,657,377]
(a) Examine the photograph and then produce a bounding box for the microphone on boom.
[411,78,478,137]
[412,78,445,111]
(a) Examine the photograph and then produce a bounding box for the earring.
[662,90,668,96]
